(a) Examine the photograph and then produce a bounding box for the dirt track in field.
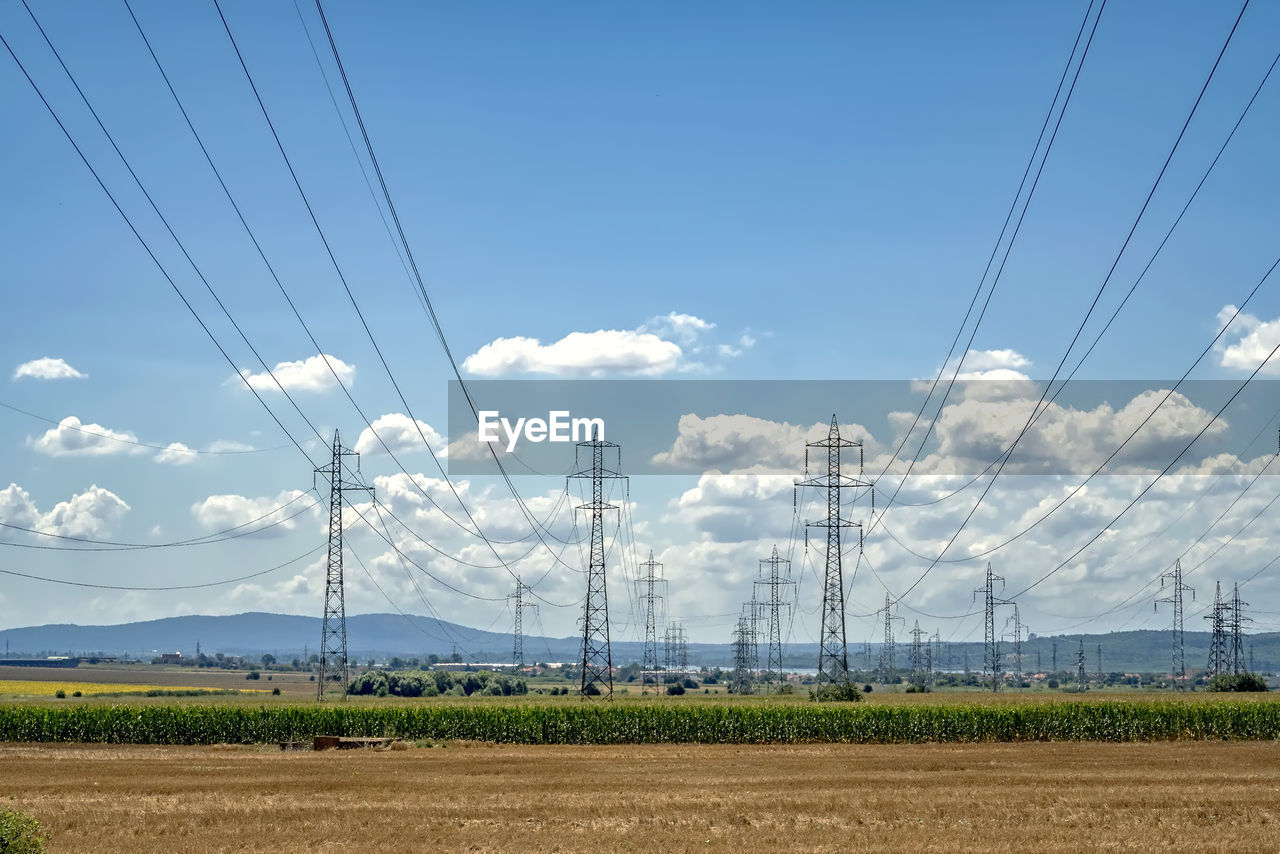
[3,741,1279,852]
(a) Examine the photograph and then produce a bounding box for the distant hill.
[1,613,1277,673]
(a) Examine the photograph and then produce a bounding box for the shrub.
[682,678,699,689]
[0,806,47,853]
[666,683,686,696]
[1048,678,1060,689]
[71,691,82,698]
[53,690,66,699]
[811,682,862,702]
[271,688,281,696]
[1208,672,1270,692]
[246,671,260,681]
[862,684,873,693]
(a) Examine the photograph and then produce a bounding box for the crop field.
[2,696,1279,744]
[2,740,1278,853]
[0,679,268,698]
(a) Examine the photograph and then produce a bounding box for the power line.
[0,492,319,551]
[875,0,1255,606]
[868,0,1106,515]
[0,24,319,469]
[308,0,593,557]
[0,400,287,456]
[0,541,327,591]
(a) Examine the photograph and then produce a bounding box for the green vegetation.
[1208,672,1270,692]
[347,669,528,698]
[811,683,862,702]
[0,806,47,853]
[1,699,1278,745]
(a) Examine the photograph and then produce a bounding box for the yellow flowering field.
[0,680,263,697]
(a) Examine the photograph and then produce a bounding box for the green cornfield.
[0,700,1278,744]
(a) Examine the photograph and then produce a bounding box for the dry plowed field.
[3,740,1278,852]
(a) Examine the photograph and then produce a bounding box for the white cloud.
[12,357,87,381]
[640,312,715,347]
[28,416,145,457]
[0,483,130,539]
[191,490,318,537]
[0,484,40,531]
[155,442,197,466]
[462,330,682,377]
[354,413,446,457]
[205,440,256,453]
[460,312,750,377]
[236,354,355,392]
[956,349,1031,373]
[1216,305,1280,374]
[652,414,878,473]
[36,485,130,538]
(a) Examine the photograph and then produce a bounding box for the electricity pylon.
[1156,560,1193,689]
[877,594,904,683]
[1076,638,1087,692]
[664,622,688,673]
[908,621,926,686]
[1205,581,1228,679]
[796,416,871,689]
[315,430,371,702]
[569,427,624,697]
[754,545,794,691]
[1002,605,1026,691]
[972,562,1007,692]
[731,617,753,695]
[509,576,537,669]
[637,551,667,691]
[1229,582,1251,675]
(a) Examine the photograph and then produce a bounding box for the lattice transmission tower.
[972,562,1007,692]
[569,428,624,697]
[1002,605,1026,691]
[637,551,667,691]
[1205,581,1229,679]
[754,545,794,691]
[796,416,871,689]
[908,621,925,686]
[731,616,754,695]
[1076,639,1087,692]
[1156,560,1193,689]
[1229,582,1251,675]
[877,594,904,683]
[315,430,371,702]
[509,576,537,669]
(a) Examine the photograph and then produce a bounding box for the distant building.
[157,652,183,665]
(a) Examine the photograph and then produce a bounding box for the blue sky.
[3,1,1280,651]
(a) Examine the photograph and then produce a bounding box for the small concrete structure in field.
[311,735,399,750]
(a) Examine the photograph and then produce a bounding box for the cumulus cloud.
[460,312,751,377]
[653,414,876,473]
[0,483,130,538]
[914,389,1227,475]
[354,413,446,457]
[1216,305,1280,374]
[462,330,682,377]
[28,416,145,457]
[236,354,355,392]
[205,440,256,453]
[911,349,1035,401]
[12,357,87,381]
[191,490,318,537]
[154,442,197,465]
[639,312,715,347]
